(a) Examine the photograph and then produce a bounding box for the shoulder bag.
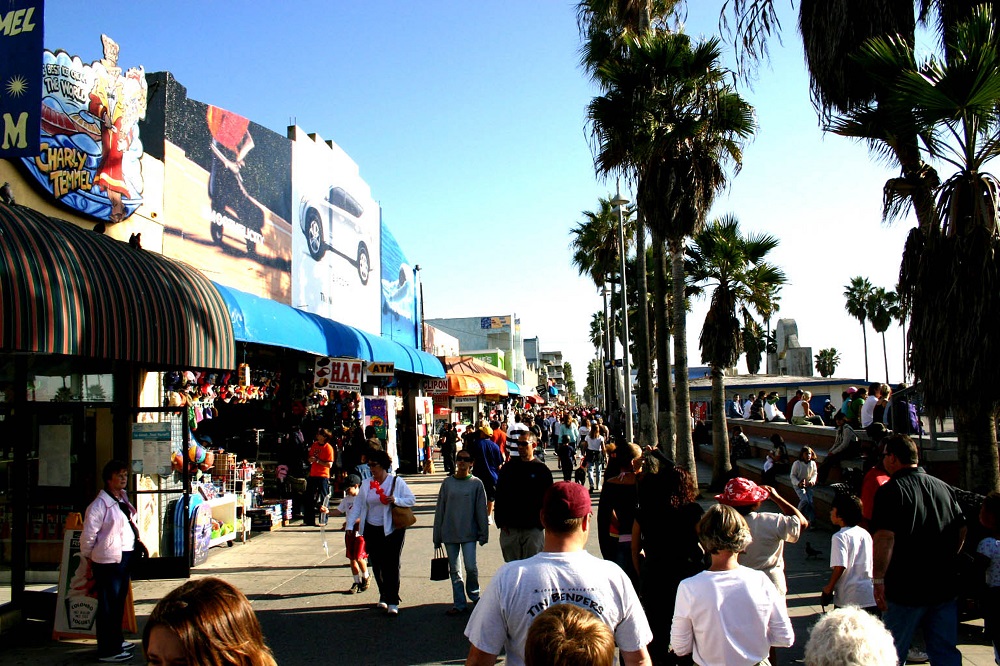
[388,477,416,529]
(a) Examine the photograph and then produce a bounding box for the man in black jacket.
[493,431,553,562]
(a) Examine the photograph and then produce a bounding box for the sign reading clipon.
[314,357,363,391]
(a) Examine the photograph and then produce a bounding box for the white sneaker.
[376,602,388,611]
[487,515,494,526]
[907,648,929,664]
[387,604,399,616]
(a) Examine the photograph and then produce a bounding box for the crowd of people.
[77,396,994,665]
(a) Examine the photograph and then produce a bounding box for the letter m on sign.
[0,0,43,158]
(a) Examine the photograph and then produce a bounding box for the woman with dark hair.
[631,462,706,664]
[80,460,140,663]
[597,443,641,581]
[346,449,416,615]
[143,577,277,666]
[762,434,790,485]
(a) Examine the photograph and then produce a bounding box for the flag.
[0,0,43,157]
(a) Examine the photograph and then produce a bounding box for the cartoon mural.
[290,128,380,334]
[380,223,418,348]
[20,35,147,222]
[149,74,293,303]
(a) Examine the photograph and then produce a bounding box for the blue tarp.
[213,283,445,378]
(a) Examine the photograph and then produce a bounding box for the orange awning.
[447,373,509,397]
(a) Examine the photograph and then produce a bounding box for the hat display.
[542,481,592,522]
[716,477,770,507]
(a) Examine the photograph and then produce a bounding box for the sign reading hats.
[366,362,394,377]
[314,357,363,391]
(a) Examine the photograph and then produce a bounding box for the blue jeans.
[585,450,604,489]
[794,486,815,523]
[883,599,961,665]
[91,551,132,657]
[445,541,479,610]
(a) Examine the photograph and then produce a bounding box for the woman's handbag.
[430,546,450,581]
[388,477,417,529]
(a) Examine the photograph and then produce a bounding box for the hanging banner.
[0,0,43,158]
[314,357,362,391]
[422,378,448,395]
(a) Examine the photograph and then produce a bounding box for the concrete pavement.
[0,456,995,664]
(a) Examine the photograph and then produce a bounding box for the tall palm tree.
[653,242,674,457]
[843,276,874,381]
[690,214,785,488]
[885,5,1000,493]
[571,197,635,412]
[867,287,899,383]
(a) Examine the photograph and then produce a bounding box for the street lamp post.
[611,189,633,443]
[601,284,612,415]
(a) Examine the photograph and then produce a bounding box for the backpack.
[892,399,921,435]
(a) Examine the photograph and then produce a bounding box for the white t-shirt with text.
[464,550,652,666]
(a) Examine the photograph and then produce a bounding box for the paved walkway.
[0,457,994,664]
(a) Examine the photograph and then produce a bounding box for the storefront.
[0,203,235,620]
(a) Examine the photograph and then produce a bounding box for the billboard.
[0,0,43,158]
[20,35,147,222]
[290,128,380,333]
[154,76,292,302]
[380,223,417,347]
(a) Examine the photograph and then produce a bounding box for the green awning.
[0,203,235,369]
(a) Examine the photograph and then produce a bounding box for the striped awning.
[0,203,235,369]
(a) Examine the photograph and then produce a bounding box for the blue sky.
[43,1,915,387]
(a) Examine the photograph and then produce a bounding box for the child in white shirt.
[821,493,875,611]
[331,474,369,594]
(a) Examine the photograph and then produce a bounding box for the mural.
[20,35,147,222]
[380,223,417,348]
[290,129,380,333]
[153,75,292,302]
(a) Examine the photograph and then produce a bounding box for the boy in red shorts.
[332,474,369,593]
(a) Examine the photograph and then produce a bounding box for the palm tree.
[690,214,785,489]
[867,287,899,383]
[653,242,674,456]
[843,277,874,381]
[885,5,1000,493]
[741,315,766,375]
[815,348,842,378]
[571,198,634,413]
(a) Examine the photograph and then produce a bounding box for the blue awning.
[505,380,520,395]
[213,283,445,378]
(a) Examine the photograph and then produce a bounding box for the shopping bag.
[430,547,450,581]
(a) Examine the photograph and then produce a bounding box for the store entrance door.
[131,408,193,579]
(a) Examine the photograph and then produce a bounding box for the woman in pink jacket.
[80,460,141,663]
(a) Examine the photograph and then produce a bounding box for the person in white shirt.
[821,494,876,611]
[465,482,652,666]
[743,396,754,419]
[860,383,881,428]
[671,504,794,666]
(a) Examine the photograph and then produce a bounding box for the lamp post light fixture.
[611,189,633,444]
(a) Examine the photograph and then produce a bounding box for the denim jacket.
[80,490,136,564]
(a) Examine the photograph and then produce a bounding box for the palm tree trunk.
[671,239,695,482]
[862,323,869,382]
[654,240,675,459]
[954,406,1000,495]
[710,364,730,490]
[882,332,889,383]
[635,216,656,448]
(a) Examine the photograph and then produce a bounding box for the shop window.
[28,374,114,403]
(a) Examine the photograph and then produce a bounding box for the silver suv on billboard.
[299,186,371,285]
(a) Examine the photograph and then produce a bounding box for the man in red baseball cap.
[465,482,652,666]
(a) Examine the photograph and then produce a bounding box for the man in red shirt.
[305,428,334,527]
